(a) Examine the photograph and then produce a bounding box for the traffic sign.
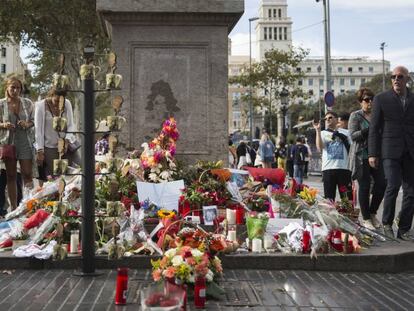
[324,91,335,107]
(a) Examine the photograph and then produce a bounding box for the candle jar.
[70,230,79,254]
[226,208,236,225]
[264,235,274,250]
[227,225,237,242]
[194,275,206,309]
[252,238,263,253]
[235,206,245,224]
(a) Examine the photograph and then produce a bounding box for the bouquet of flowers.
[297,186,318,206]
[140,117,180,182]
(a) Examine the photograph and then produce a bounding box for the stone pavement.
[1,269,414,310]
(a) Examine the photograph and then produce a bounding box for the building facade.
[228,0,390,135]
[0,41,25,77]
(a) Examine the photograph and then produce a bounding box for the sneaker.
[383,225,394,239]
[394,217,400,229]
[397,232,414,241]
[370,214,381,229]
[362,219,376,231]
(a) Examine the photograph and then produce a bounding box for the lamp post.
[249,17,259,145]
[316,0,331,113]
[380,42,386,91]
[279,88,289,143]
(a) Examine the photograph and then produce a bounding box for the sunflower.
[157,209,176,219]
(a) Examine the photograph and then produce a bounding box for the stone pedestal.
[97,0,243,163]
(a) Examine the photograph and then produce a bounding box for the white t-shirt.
[321,128,351,171]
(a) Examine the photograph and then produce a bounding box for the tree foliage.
[0,0,110,97]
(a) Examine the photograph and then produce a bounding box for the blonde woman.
[258,133,275,168]
[0,76,36,209]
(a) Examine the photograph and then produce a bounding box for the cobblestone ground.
[1,269,414,310]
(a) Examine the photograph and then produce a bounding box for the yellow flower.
[157,209,175,219]
[46,201,57,207]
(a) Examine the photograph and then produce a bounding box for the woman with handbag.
[0,76,36,210]
[34,87,79,179]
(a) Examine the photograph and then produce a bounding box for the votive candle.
[226,209,236,225]
[252,238,262,253]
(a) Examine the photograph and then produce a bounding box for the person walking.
[258,133,275,168]
[291,136,308,185]
[349,88,386,230]
[368,66,414,240]
[35,87,79,178]
[275,141,287,171]
[314,111,352,201]
[302,137,312,178]
[286,139,295,178]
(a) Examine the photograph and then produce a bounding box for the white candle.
[70,230,79,254]
[264,236,274,249]
[226,209,236,225]
[252,238,262,253]
[227,230,237,242]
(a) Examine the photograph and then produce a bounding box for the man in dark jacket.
[368,66,414,240]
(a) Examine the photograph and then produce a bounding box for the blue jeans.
[293,164,304,185]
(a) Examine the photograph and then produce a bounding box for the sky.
[229,0,414,71]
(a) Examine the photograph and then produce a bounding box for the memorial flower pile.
[140,117,180,182]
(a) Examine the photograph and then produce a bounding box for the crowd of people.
[230,65,414,241]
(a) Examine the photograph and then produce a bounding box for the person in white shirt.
[34,88,79,178]
[314,111,352,201]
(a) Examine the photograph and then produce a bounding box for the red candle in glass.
[194,276,206,308]
[236,206,244,224]
[115,267,128,305]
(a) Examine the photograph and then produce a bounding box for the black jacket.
[368,88,414,159]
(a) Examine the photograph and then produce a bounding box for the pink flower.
[339,185,348,193]
[186,257,196,266]
[152,269,162,281]
[194,263,208,276]
[154,151,164,162]
[163,266,177,279]
[179,246,192,255]
[169,145,176,156]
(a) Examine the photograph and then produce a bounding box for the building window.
[308,78,313,86]
[279,9,282,19]
[340,89,345,94]
[268,27,272,40]
[348,67,353,72]
[273,9,277,18]
[1,47,5,57]
[268,9,272,19]
[319,79,324,86]
[264,27,267,40]
[340,78,345,86]
[296,67,301,72]
[361,78,366,85]
[279,27,283,40]
[284,27,287,40]
[1,64,5,73]
[369,67,374,73]
[350,78,355,86]
[338,67,343,73]
[298,79,303,86]
[308,90,314,96]
[274,27,278,40]
[320,89,324,95]
[306,67,311,73]
[358,67,363,73]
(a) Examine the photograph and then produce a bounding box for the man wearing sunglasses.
[314,111,352,202]
[368,66,414,241]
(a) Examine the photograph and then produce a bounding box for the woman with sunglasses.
[348,87,386,230]
[0,76,36,210]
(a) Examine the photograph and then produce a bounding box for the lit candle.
[226,209,236,225]
[227,230,237,242]
[252,238,262,253]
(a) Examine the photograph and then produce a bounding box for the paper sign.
[136,180,184,211]
[202,205,218,226]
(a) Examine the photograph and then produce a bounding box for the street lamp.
[249,17,259,145]
[279,88,289,143]
[380,42,386,91]
[316,0,331,113]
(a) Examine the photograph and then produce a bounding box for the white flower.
[149,173,159,182]
[188,274,195,283]
[171,255,184,267]
[206,269,214,282]
[160,170,171,180]
[164,248,177,258]
[191,249,203,258]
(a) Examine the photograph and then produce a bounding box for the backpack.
[294,145,306,164]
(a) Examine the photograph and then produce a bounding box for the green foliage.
[0,0,110,96]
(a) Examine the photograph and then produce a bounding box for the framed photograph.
[202,205,218,225]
